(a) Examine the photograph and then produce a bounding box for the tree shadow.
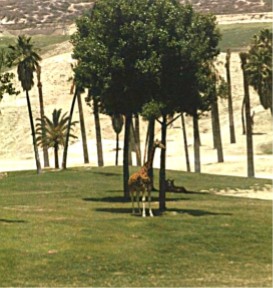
[83,196,128,203]
[92,171,121,177]
[0,219,27,224]
[252,132,266,135]
[83,196,191,203]
[165,208,232,217]
[94,207,232,217]
[96,207,133,214]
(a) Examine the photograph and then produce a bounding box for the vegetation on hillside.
[0,0,271,32]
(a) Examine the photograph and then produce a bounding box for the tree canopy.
[71,0,220,117]
[0,49,19,103]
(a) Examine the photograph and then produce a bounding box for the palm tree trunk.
[77,91,89,164]
[211,95,224,163]
[37,65,49,167]
[26,90,41,174]
[193,111,201,173]
[159,114,167,212]
[93,96,104,167]
[62,87,78,169]
[181,113,190,172]
[123,114,132,199]
[241,96,246,135]
[211,107,217,149]
[240,53,255,177]
[225,49,236,143]
[54,144,59,169]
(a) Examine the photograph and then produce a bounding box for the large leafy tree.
[72,0,220,207]
[8,35,42,174]
[71,0,159,198]
[141,4,220,210]
[245,29,272,114]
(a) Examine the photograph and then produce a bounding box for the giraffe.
[128,139,165,217]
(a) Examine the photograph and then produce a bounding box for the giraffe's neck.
[145,144,157,170]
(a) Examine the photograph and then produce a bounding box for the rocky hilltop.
[0,0,272,35]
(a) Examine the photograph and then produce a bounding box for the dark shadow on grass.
[83,196,191,203]
[96,207,132,214]
[95,208,232,217]
[252,132,266,135]
[166,208,233,217]
[83,196,128,203]
[0,219,27,224]
[92,171,121,177]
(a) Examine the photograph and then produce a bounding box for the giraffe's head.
[154,139,165,150]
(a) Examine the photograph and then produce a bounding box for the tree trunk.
[241,96,246,135]
[240,53,255,177]
[115,133,119,166]
[77,91,89,164]
[211,107,217,149]
[93,96,104,167]
[134,115,141,166]
[123,114,132,199]
[128,126,132,166]
[147,119,156,190]
[131,120,141,166]
[211,95,224,163]
[193,112,201,173]
[159,114,167,212]
[181,113,191,172]
[26,90,42,174]
[37,65,49,167]
[225,49,236,144]
[54,144,59,169]
[62,87,78,169]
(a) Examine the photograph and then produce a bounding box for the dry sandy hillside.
[0,14,272,200]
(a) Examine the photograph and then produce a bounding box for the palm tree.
[111,114,124,166]
[225,49,236,143]
[36,64,50,167]
[86,89,104,167]
[62,87,79,169]
[77,90,89,164]
[240,52,254,177]
[70,64,89,164]
[8,35,42,174]
[245,29,272,115]
[36,109,78,169]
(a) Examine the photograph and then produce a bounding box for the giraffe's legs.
[131,190,136,215]
[136,191,141,214]
[147,190,153,217]
[142,191,146,217]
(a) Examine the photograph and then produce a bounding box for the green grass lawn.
[0,22,272,56]
[0,34,70,54]
[218,22,272,51]
[0,167,272,287]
